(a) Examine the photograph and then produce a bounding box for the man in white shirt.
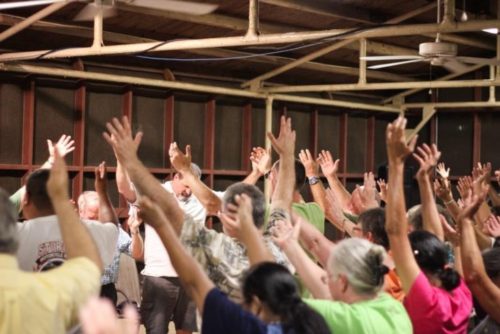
[117,158,213,334]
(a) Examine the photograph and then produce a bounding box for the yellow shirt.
[0,255,100,334]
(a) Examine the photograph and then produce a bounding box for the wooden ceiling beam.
[116,3,294,33]
[0,14,413,82]
[259,0,375,24]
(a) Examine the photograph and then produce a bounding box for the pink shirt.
[403,271,472,334]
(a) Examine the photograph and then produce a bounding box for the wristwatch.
[308,176,320,185]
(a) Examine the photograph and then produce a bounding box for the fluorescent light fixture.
[0,0,66,11]
[482,28,498,34]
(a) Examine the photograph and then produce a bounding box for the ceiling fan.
[360,0,499,73]
[360,41,499,73]
[0,0,218,20]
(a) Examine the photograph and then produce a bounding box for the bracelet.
[308,176,320,185]
[443,198,454,205]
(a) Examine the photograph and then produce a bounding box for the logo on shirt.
[35,241,66,271]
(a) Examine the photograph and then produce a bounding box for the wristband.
[443,198,454,205]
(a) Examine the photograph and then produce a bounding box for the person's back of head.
[482,247,500,285]
[0,188,18,254]
[223,183,265,228]
[77,191,99,220]
[409,230,460,291]
[328,238,388,297]
[359,207,389,251]
[242,262,330,334]
[408,204,454,233]
[25,169,54,216]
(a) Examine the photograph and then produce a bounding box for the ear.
[339,274,349,293]
[365,231,374,243]
[22,191,29,207]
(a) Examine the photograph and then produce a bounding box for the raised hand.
[169,142,192,173]
[457,176,473,200]
[102,116,143,168]
[436,162,450,180]
[267,116,295,156]
[218,194,255,239]
[413,143,441,177]
[386,116,417,164]
[137,196,168,230]
[271,217,299,249]
[433,178,452,202]
[94,161,107,194]
[128,209,143,235]
[47,134,75,162]
[484,215,500,238]
[358,172,379,209]
[250,147,271,175]
[458,183,490,222]
[47,147,69,200]
[495,170,500,185]
[440,214,460,247]
[472,162,492,191]
[377,178,388,203]
[317,150,340,178]
[298,149,319,178]
[79,297,139,334]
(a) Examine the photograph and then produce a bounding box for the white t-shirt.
[16,215,118,272]
[138,181,224,278]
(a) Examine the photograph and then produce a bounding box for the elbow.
[205,199,222,216]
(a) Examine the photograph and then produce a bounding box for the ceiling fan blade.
[361,55,422,61]
[440,58,470,73]
[0,0,66,10]
[455,56,500,66]
[125,0,218,15]
[368,58,425,70]
[74,3,117,21]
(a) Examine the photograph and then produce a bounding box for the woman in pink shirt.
[385,117,472,334]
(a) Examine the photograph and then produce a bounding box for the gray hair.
[328,238,387,295]
[77,190,98,210]
[223,182,265,228]
[0,188,19,254]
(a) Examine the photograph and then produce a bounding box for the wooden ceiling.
[0,0,497,102]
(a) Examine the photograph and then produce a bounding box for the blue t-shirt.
[202,288,284,334]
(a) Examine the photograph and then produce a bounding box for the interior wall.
[1,71,499,216]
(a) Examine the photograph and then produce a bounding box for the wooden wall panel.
[317,112,340,158]
[480,113,500,168]
[85,90,123,166]
[437,113,474,175]
[173,100,205,167]
[34,86,75,165]
[0,84,23,164]
[251,107,266,149]
[133,94,165,168]
[287,109,311,152]
[215,104,243,170]
[347,116,367,173]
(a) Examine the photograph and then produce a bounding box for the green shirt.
[305,293,412,334]
[9,187,24,215]
[291,202,325,234]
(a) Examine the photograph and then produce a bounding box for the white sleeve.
[83,220,118,267]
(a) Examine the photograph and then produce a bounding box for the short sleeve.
[403,271,437,314]
[9,187,24,214]
[202,288,266,334]
[83,221,118,267]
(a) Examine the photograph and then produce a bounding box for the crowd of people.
[2,114,500,334]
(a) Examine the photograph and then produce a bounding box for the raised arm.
[324,188,359,236]
[139,196,214,314]
[385,116,421,294]
[219,194,273,265]
[169,142,221,215]
[116,159,137,203]
[128,209,144,260]
[317,150,351,210]
[268,116,295,215]
[47,149,103,272]
[242,147,271,185]
[299,149,327,212]
[413,143,444,241]
[94,161,118,225]
[272,219,331,299]
[458,184,500,322]
[103,117,184,235]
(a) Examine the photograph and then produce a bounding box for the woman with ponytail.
[385,117,472,334]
